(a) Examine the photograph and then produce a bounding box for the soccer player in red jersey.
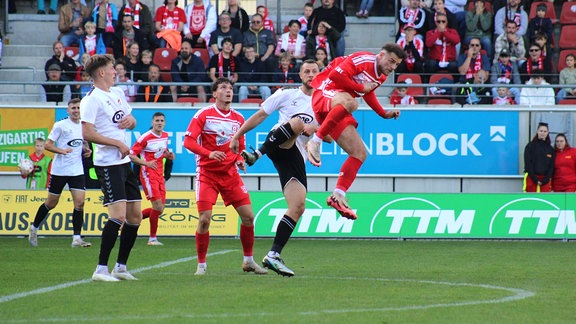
[183,77,268,276]
[130,112,175,246]
[306,43,406,220]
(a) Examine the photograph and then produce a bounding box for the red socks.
[195,231,210,263]
[240,224,254,257]
[336,156,363,192]
[149,209,161,237]
[142,208,151,219]
[316,104,349,139]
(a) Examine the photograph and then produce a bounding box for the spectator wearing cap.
[425,12,460,75]
[527,3,553,45]
[519,69,555,106]
[464,0,493,59]
[493,20,525,67]
[490,48,521,103]
[396,23,425,75]
[398,0,428,41]
[40,64,72,104]
[44,41,79,82]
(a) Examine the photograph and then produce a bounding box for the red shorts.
[312,90,358,140]
[195,169,251,212]
[141,172,166,203]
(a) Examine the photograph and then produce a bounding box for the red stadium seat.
[560,2,576,25]
[105,47,114,55]
[427,98,452,105]
[177,97,201,105]
[240,98,263,104]
[557,50,576,72]
[153,47,178,71]
[529,2,558,24]
[396,73,424,98]
[559,25,576,50]
[160,71,172,82]
[192,48,210,68]
[558,99,576,105]
[64,47,79,60]
[467,1,492,13]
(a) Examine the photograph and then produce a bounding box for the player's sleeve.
[130,134,146,156]
[327,58,365,93]
[80,97,96,125]
[47,122,62,142]
[261,88,284,115]
[363,91,388,118]
[183,114,211,157]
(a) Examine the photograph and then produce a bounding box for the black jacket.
[524,139,555,185]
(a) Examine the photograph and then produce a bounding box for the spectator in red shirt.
[552,133,576,192]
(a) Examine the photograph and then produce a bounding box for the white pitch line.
[1,275,536,323]
[0,249,235,305]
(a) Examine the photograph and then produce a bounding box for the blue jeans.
[239,85,271,102]
[359,0,374,11]
[335,35,345,58]
[38,0,58,11]
[60,32,82,47]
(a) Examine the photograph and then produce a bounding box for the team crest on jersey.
[112,110,125,123]
[67,139,83,147]
[292,113,314,124]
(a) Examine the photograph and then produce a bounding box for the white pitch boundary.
[0,257,536,322]
[0,249,235,305]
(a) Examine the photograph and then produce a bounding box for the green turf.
[0,237,575,323]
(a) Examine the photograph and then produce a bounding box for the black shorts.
[95,163,142,206]
[47,175,86,195]
[265,131,307,190]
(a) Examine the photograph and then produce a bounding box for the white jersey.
[80,86,132,166]
[48,117,85,176]
[261,87,317,160]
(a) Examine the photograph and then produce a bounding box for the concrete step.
[0,84,35,94]
[0,65,41,81]
[3,45,53,57]
[4,16,59,46]
[0,93,41,103]
[2,55,47,69]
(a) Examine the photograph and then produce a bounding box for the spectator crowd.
[38,0,576,105]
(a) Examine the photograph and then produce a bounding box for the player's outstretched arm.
[230,109,269,153]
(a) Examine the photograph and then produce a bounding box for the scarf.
[315,36,330,60]
[527,56,543,75]
[144,85,163,102]
[85,35,97,55]
[124,2,141,29]
[281,33,304,57]
[404,8,418,22]
[162,5,180,30]
[96,2,114,32]
[217,52,235,77]
[505,5,522,28]
[466,53,482,79]
[498,61,512,82]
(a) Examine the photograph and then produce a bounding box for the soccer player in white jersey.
[130,112,175,246]
[184,77,268,276]
[80,54,142,282]
[28,98,93,248]
[230,60,321,276]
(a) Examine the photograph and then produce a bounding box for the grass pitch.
[0,237,574,323]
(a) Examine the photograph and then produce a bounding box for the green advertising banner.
[252,193,576,240]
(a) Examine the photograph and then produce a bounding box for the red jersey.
[184,105,245,173]
[552,147,576,192]
[131,130,169,179]
[311,51,388,117]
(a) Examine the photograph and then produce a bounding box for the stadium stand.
[559,1,576,25]
[559,25,576,50]
[528,1,558,24]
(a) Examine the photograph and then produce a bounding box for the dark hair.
[397,81,407,90]
[554,133,571,150]
[149,63,161,71]
[153,112,165,119]
[181,38,194,48]
[251,13,263,20]
[566,54,576,61]
[68,98,81,106]
[314,47,329,65]
[85,54,115,78]
[211,77,233,92]
[530,69,545,79]
[288,19,301,29]
[163,0,177,6]
[532,122,551,144]
[122,14,134,21]
[382,43,407,60]
[221,37,234,46]
[304,2,314,8]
